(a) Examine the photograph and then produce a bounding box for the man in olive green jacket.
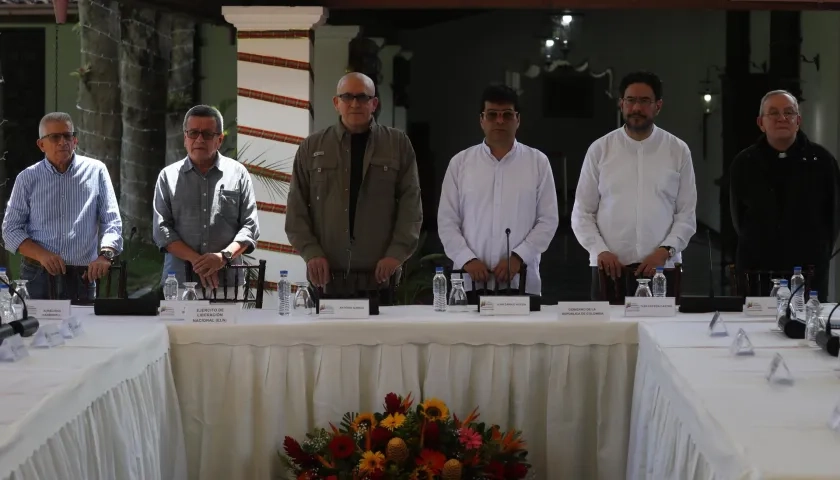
[285,72,423,296]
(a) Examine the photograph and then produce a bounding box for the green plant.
[393,232,448,305]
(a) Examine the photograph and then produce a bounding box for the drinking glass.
[635,279,652,297]
[293,281,315,313]
[448,278,468,313]
[181,282,199,301]
[12,279,29,320]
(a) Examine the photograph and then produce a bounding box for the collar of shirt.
[334,117,378,141]
[619,124,660,150]
[480,139,520,162]
[180,152,222,174]
[42,153,77,175]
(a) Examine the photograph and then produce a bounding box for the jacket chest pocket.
[215,189,240,220]
[366,158,399,198]
[309,156,339,203]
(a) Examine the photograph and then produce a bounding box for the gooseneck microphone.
[126,226,138,262]
[505,228,512,294]
[816,303,840,356]
[0,278,40,344]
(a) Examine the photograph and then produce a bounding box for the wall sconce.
[541,13,580,64]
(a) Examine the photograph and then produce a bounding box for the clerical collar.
[778,152,787,158]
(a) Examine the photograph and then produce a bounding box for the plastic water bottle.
[805,290,821,345]
[0,285,14,323]
[790,266,806,320]
[163,271,179,300]
[278,270,291,316]
[433,267,447,312]
[0,267,9,286]
[652,267,667,297]
[776,279,791,325]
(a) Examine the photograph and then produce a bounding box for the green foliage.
[393,232,448,305]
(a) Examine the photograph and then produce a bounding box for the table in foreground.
[628,319,840,480]
[0,316,186,480]
[166,304,640,480]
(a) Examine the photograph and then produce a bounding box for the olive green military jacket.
[285,119,422,292]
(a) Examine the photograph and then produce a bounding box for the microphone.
[816,303,840,356]
[678,229,743,313]
[0,278,40,340]
[127,226,139,262]
[706,229,714,298]
[505,228,511,294]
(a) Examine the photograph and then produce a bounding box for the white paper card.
[709,311,729,337]
[184,304,240,324]
[0,335,28,361]
[159,300,210,319]
[623,297,676,317]
[27,300,71,320]
[317,299,370,319]
[766,352,794,385]
[730,328,755,356]
[30,323,65,348]
[60,317,83,339]
[557,302,610,321]
[744,297,777,316]
[478,296,530,316]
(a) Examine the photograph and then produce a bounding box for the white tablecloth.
[0,313,187,480]
[167,305,640,480]
[628,317,840,480]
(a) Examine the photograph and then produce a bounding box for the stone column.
[377,44,401,128]
[313,25,359,132]
[222,6,327,297]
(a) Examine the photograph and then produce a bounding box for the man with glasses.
[153,104,260,298]
[286,72,422,298]
[438,84,559,296]
[729,90,840,301]
[572,71,697,300]
[2,112,123,300]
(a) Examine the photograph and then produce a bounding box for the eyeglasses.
[337,93,375,104]
[763,111,798,121]
[185,130,221,140]
[40,132,76,143]
[482,110,518,122]
[622,97,655,106]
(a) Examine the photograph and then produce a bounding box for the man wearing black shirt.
[730,90,840,300]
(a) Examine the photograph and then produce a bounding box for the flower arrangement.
[281,392,530,479]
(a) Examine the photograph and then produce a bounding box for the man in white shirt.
[438,84,559,296]
[571,71,697,300]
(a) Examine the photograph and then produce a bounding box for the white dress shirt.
[438,140,559,295]
[571,125,697,267]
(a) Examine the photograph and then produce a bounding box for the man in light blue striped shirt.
[2,112,123,300]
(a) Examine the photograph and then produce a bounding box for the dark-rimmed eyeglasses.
[337,93,375,104]
[481,110,518,122]
[185,130,221,140]
[763,111,798,121]
[622,97,655,106]
[40,132,76,143]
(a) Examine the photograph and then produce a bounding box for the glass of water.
[448,279,469,312]
[181,282,199,301]
[293,282,315,313]
[635,279,652,297]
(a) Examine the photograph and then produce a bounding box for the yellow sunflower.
[408,465,435,480]
[352,413,377,432]
[380,413,406,431]
[420,398,449,421]
[358,450,385,473]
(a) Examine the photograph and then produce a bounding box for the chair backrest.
[313,268,398,305]
[599,263,683,305]
[728,264,815,297]
[447,263,528,298]
[47,260,128,303]
[184,260,267,308]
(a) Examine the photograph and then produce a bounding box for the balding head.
[336,72,376,96]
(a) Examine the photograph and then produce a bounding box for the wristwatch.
[99,249,115,261]
[660,246,676,258]
[221,250,233,265]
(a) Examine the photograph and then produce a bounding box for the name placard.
[624,297,676,317]
[159,300,210,319]
[557,301,610,321]
[184,304,239,324]
[744,297,777,316]
[478,296,530,316]
[317,299,369,319]
[27,300,71,320]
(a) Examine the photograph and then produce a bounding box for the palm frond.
[236,142,294,203]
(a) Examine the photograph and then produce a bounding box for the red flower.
[328,435,355,459]
[368,470,384,480]
[371,426,392,447]
[283,436,316,467]
[416,449,446,474]
[423,422,440,447]
[485,460,505,479]
[383,392,403,414]
[504,462,528,479]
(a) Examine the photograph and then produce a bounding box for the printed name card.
[159,300,210,319]
[0,335,29,361]
[478,296,530,316]
[744,297,777,316]
[31,323,65,348]
[184,304,240,324]
[317,299,370,319]
[624,297,676,317]
[557,302,610,321]
[27,300,71,320]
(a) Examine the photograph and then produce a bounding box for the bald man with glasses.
[286,72,422,298]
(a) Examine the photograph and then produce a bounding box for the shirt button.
[203,225,207,228]
[344,208,348,212]
[203,208,206,212]
[203,193,207,196]
[203,242,207,246]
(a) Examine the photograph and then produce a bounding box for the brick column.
[222,6,327,298]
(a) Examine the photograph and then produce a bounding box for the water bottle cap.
[794,266,802,271]
[780,279,788,285]
[655,267,664,272]
[0,267,6,272]
[280,270,288,275]
[167,271,176,275]
[811,290,818,295]
[435,267,443,273]
[0,285,8,289]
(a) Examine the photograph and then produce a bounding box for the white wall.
[401,9,726,231]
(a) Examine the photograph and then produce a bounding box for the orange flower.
[415,448,446,474]
[419,398,449,421]
[358,451,385,473]
[352,413,377,432]
[408,465,435,480]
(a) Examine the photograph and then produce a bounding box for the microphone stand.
[0,278,40,343]
[505,228,511,295]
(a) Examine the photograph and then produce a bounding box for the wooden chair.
[598,263,683,305]
[447,263,529,304]
[47,259,128,303]
[311,268,399,306]
[185,259,267,309]
[728,264,815,298]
